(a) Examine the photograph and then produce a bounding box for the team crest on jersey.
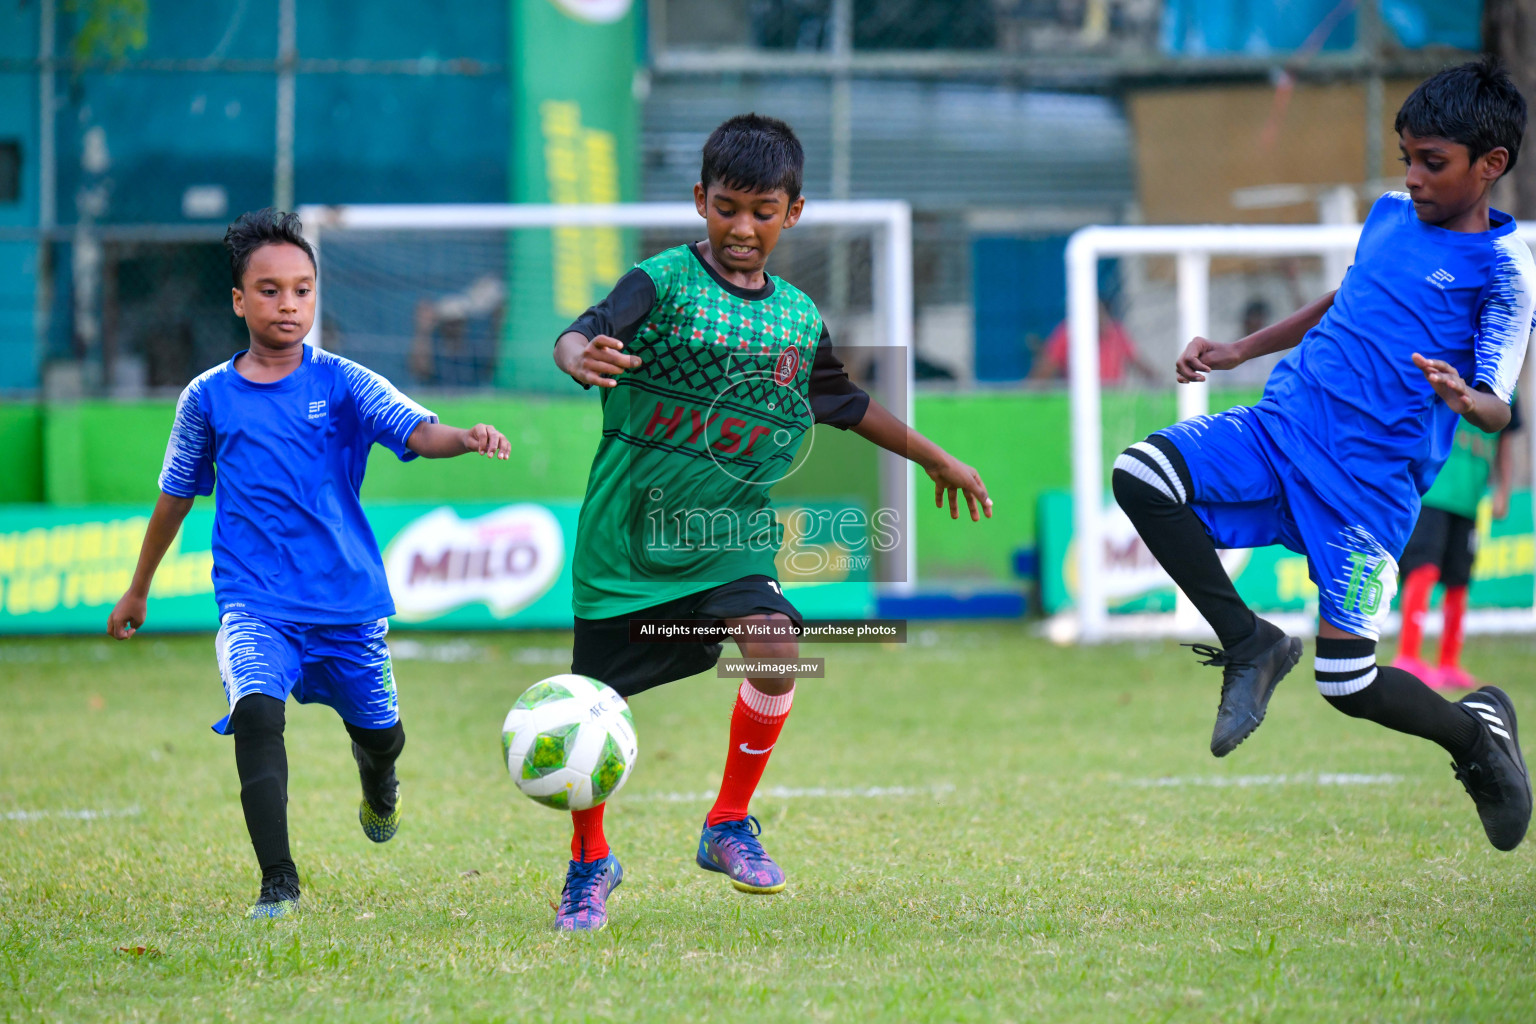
[774,346,801,386]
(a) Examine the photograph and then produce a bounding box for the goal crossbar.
[296,200,918,594]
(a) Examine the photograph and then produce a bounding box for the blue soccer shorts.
[1155,406,1404,640]
[210,612,399,734]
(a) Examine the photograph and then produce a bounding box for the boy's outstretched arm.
[1176,290,1337,382]
[555,331,642,388]
[850,399,993,522]
[406,421,510,460]
[107,492,195,639]
[1411,353,1513,433]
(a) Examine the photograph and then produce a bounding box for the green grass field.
[3,625,1534,1022]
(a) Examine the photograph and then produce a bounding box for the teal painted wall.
[0,1,40,390]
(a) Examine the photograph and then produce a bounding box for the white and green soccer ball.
[501,674,638,811]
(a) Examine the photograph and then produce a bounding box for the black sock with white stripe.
[1316,636,1480,758]
[1112,435,1256,648]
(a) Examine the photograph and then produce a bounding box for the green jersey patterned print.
[572,246,828,618]
[1423,419,1501,520]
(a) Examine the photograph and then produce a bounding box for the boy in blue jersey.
[1114,59,1534,851]
[107,209,511,917]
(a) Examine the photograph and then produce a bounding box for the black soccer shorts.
[1399,506,1478,589]
[570,575,802,699]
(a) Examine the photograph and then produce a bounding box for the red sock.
[1440,585,1468,668]
[1397,565,1439,661]
[570,804,608,862]
[706,681,794,827]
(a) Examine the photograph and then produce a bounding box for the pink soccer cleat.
[1434,665,1480,692]
[1391,653,1436,683]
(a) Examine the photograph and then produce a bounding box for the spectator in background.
[1031,299,1157,383]
[1242,297,1271,338]
[1393,400,1523,691]
[409,275,504,388]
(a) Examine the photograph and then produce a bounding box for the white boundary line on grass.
[2,806,143,822]
[1128,773,1402,788]
[624,784,956,803]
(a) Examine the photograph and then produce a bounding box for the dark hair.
[700,113,804,201]
[1395,57,1527,175]
[224,208,317,288]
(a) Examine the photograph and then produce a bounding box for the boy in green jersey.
[1394,402,1521,689]
[547,114,993,931]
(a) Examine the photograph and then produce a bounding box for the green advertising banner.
[504,0,640,391]
[0,506,219,634]
[0,501,873,635]
[1038,490,1536,615]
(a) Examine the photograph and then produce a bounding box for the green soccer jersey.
[561,243,870,619]
[1422,419,1501,520]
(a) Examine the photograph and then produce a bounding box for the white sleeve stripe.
[319,350,438,437]
[1476,235,1536,404]
[157,365,223,496]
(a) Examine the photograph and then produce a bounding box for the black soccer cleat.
[1186,617,1303,758]
[353,741,401,844]
[1451,687,1531,852]
[247,875,301,920]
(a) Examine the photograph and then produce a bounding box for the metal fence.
[0,0,1480,398]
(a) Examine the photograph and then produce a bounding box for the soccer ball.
[501,674,638,811]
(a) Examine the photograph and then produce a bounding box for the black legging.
[229,694,295,885]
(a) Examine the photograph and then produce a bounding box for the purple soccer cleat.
[553,855,622,932]
[696,815,786,894]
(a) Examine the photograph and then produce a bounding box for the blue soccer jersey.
[1157,193,1536,637]
[159,345,436,624]
[1256,191,1535,521]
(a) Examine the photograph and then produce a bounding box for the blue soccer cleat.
[358,794,401,844]
[554,855,623,932]
[246,877,300,920]
[697,815,786,894]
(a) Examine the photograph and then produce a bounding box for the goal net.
[297,201,918,593]
[1061,220,1536,644]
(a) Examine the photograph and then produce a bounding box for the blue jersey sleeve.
[1474,234,1536,403]
[157,373,218,497]
[335,356,438,460]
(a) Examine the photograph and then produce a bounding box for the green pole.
[503,0,640,390]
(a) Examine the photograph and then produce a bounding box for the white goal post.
[1067,221,1536,643]
[295,200,918,594]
